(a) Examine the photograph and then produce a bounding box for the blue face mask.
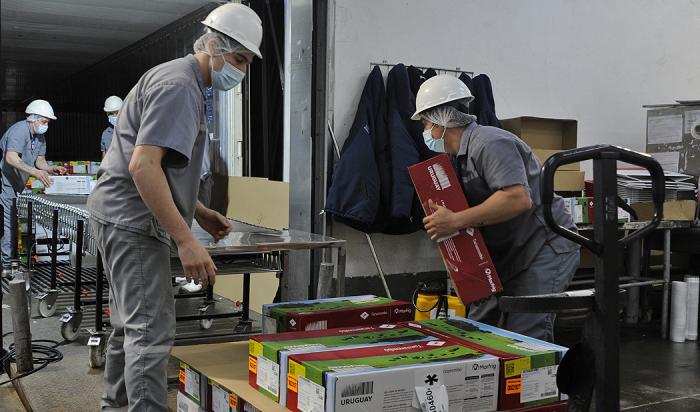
[423,126,445,153]
[211,59,246,91]
[108,115,117,126]
[35,124,49,135]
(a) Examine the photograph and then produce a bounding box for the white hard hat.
[103,95,123,112]
[411,75,474,120]
[202,3,263,59]
[25,99,57,120]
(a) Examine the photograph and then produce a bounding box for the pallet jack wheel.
[199,318,213,330]
[89,344,106,369]
[60,320,80,342]
[39,298,57,318]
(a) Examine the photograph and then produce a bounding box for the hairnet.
[26,114,45,122]
[421,102,476,128]
[193,29,246,56]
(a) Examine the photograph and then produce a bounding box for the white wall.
[331,0,700,277]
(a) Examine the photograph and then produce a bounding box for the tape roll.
[691,120,700,140]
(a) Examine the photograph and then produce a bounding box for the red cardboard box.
[408,154,503,304]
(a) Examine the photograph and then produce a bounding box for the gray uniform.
[0,121,46,267]
[87,54,206,411]
[100,126,114,153]
[454,122,580,341]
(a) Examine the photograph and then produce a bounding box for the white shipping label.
[521,365,559,403]
[211,384,229,412]
[184,367,200,401]
[648,114,683,144]
[255,355,280,397]
[297,375,325,412]
[414,385,449,412]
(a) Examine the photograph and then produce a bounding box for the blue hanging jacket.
[324,66,384,232]
[471,74,501,127]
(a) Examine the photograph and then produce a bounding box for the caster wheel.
[89,345,106,369]
[60,321,80,342]
[199,318,213,330]
[39,299,57,318]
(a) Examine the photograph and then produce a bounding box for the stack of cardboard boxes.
[501,117,584,192]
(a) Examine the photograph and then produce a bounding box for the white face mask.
[423,126,446,153]
[211,57,246,91]
[35,123,49,135]
[108,115,117,126]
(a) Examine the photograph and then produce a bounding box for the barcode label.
[305,320,328,331]
[341,381,374,397]
[433,163,451,189]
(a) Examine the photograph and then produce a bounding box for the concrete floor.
[2,303,699,411]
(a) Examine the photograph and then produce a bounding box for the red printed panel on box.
[408,154,502,304]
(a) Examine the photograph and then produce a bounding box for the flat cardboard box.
[500,117,577,150]
[177,391,200,412]
[262,295,414,333]
[249,324,433,403]
[172,342,288,412]
[178,361,206,409]
[532,149,579,171]
[408,154,503,304]
[405,318,568,410]
[563,197,629,224]
[286,340,500,412]
[554,171,585,192]
[44,175,93,195]
[208,379,244,412]
[631,200,697,221]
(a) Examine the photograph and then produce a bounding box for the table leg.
[336,245,346,297]
[661,229,671,339]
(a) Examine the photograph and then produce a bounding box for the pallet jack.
[499,145,665,411]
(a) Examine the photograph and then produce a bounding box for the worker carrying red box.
[409,74,580,342]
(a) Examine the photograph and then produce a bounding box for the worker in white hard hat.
[86,3,262,409]
[415,75,580,342]
[0,100,67,275]
[101,95,123,158]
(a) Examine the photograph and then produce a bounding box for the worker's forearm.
[35,159,52,171]
[131,163,196,246]
[454,189,530,228]
[194,200,207,219]
[6,154,39,176]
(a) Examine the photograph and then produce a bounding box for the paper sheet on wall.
[684,110,700,134]
[650,152,680,172]
[648,114,683,144]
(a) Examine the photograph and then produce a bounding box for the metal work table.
[576,219,696,339]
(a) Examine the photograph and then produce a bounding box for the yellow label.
[288,360,306,378]
[249,340,263,357]
[505,378,522,395]
[248,355,258,373]
[288,374,299,393]
[229,393,238,408]
[504,356,531,378]
[179,369,186,384]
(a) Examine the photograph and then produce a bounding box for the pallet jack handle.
[541,144,665,255]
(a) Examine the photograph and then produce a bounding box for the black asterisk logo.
[425,374,439,386]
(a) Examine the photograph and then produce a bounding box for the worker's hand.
[51,166,68,176]
[178,239,217,287]
[33,170,52,187]
[195,208,233,242]
[423,199,460,241]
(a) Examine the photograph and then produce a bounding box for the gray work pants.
[92,220,175,411]
[469,243,580,342]
[0,191,16,268]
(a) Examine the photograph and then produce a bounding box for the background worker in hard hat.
[86,3,262,410]
[415,75,580,342]
[101,95,123,158]
[0,100,67,276]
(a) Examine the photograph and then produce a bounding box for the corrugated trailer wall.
[43,4,216,161]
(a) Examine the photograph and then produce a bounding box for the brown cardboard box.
[501,117,577,150]
[532,149,580,171]
[554,171,585,191]
[631,200,697,221]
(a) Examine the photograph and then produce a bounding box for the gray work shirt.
[100,126,113,152]
[453,122,578,282]
[87,54,207,244]
[0,121,47,196]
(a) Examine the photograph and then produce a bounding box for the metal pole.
[26,201,33,272]
[327,121,392,298]
[95,252,104,331]
[51,209,59,290]
[0,204,5,359]
[242,273,250,322]
[625,238,641,324]
[74,220,84,310]
[9,279,33,373]
[661,229,671,339]
[11,198,18,260]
